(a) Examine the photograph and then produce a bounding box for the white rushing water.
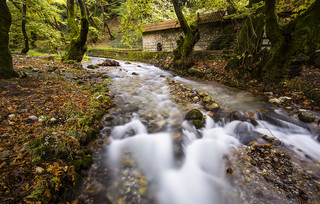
[85,57,320,203]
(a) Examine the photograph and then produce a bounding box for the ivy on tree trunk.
[229,0,320,81]
[64,0,89,62]
[172,0,200,70]
[261,0,320,80]
[0,0,18,78]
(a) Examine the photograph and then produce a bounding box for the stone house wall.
[142,20,242,52]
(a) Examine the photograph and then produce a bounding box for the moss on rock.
[193,119,204,129]
[185,109,203,120]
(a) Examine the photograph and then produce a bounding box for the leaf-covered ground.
[0,55,113,203]
[152,56,320,123]
[192,58,320,112]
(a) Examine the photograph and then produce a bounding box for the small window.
[157,43,163,51]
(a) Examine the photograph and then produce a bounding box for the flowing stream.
[79,57,320,204]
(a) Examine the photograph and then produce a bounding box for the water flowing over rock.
[78,57,320,204]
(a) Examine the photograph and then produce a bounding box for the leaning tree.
[171,0,200,70]
[0,0,18,78]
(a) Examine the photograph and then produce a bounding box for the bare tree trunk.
[21,0,29,54]
[99,0,114,40]
[0,0,17,78]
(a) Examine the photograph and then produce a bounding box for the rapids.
[79,57,320,204]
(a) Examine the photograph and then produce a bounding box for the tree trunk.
[64,0,89,62]
[99,0,114,40]
[229,0,320,81]
[260,0,320,80]
[227,0,265,77]
[0,0,17,78]
[21,0,29,54]
[171,0,200,70]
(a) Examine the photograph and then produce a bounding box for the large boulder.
[98,59,120,66]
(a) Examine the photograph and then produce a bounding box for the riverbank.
[154,57,320,111]
[0,55,113,203]
[88,49,320,128]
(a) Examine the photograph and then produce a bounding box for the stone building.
[142,11,242,52]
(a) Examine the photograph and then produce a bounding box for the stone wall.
[142,20,242,52]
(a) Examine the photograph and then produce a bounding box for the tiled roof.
[143,11,226,33]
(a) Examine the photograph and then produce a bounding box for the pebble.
[269,98,281,104]
[38,115,47,123]
[28,115,38,120]
[193,96,200,102]
[50,117,57,123]
[96,95,104,100]
[35,167,44,174]
[8,114,16,120]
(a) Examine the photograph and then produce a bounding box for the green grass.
[27,50,45,56]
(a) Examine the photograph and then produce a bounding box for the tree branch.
[171,0,191,34]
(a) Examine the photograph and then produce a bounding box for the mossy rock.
[185,109,203,120]
[81,154,93,168]
[71,159,83,171]
[71,154,92,171]
[76,79,84,84]
[298,111,316,123]
[193,120,204,129]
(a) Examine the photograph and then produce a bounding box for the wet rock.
[213,109,230,122]
[98,59,120,66]
[204,103,220,111]
[202,96,215,103]
[193,96,200,102]
[199,92,208,97]
[148,119,166,133]
[188,67,205,77]
[269,98,281,104]
[279,96,291,101]
[185,109,203,120]
[191,88,197,93]
[193,120,204,129]
[298,110,316,123]
[229,111,249,122]
[125,61,131,64]
[87,64,100,69]
[132,72,139,75]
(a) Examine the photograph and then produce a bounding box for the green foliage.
[8,0,66,51]
[27,134,77,161]
[88,26,102,43]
